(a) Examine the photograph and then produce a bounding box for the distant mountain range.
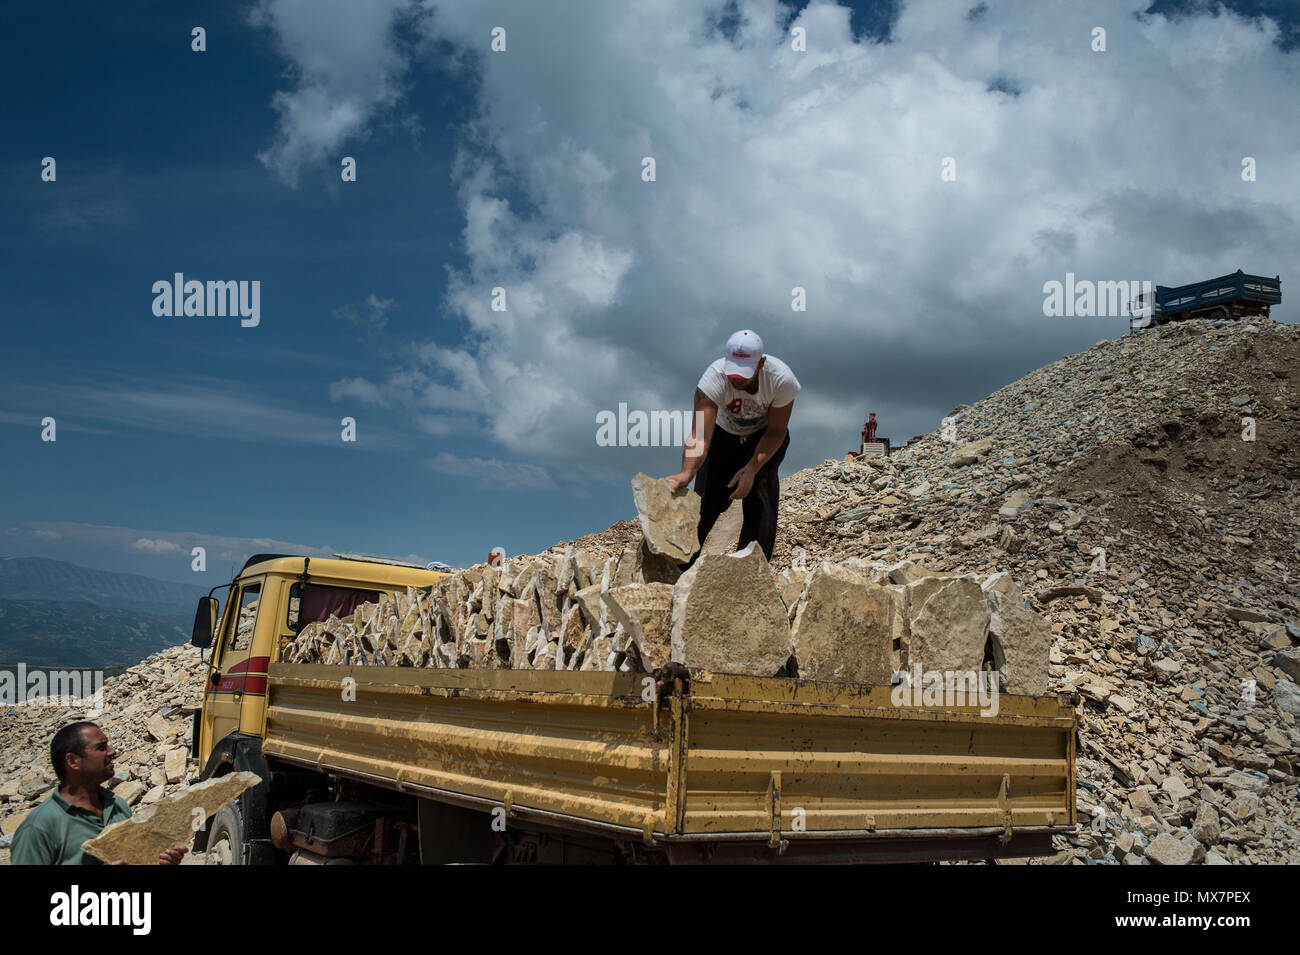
[0,557,209,667]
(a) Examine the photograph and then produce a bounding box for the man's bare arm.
[666,389,717,491]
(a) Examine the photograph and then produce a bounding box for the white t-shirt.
[697,355,801,436]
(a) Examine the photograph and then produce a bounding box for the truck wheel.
[204,803,246,865]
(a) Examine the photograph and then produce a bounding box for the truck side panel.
[1157,271,1281,318]
[263,665,671,838]
[677,675,1074,835]
[261,665,1075,850]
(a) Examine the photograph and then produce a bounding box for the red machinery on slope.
[848,412,891,458]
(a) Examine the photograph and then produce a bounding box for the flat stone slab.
[906,575,990,675]
[163,748,187,783]
[950,438,993,467]
[983,580,1051,696]
[82,772,261,865]
[632,472,701,563]
[699,500,744,557]
[1272,680,1300,718]
[671,542,789,676]
[1,809,31,837]
[790,562,893,684]
[114,780,147,806]
[998,489,1032,518]
[603,583,675,670]
[1145,832,1195,866]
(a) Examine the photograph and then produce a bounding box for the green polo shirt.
[10,786,131,865]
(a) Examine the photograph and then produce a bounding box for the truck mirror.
[191,596,219,649]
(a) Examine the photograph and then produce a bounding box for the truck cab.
[188,554,446,860]
[1128,290,1156,330]
[191,553,446,773]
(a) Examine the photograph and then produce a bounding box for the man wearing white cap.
[665,330,800,560]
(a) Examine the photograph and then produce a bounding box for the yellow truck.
[189,553,1077,864]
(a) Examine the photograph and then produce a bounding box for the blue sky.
[1,0,1297,587]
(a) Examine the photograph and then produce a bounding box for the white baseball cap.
[723,329,764,379]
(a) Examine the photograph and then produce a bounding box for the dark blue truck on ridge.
[1130,269,1281,330]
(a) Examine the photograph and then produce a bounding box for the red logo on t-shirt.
[727,398,743,414]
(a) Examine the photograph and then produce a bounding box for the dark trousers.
[693,424,790,561]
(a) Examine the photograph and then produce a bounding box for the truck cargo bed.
[261,664,1076,862]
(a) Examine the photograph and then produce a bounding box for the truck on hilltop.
[1130,269,1280,331]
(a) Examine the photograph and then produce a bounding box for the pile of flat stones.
[283,474,1052,692]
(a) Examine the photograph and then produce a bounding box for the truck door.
[200,577,265,765]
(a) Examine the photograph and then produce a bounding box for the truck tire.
[204,803,246,865]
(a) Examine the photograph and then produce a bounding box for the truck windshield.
[287,583,383,633]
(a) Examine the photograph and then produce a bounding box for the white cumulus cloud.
[252,0,1300,481]
[248,0,425,186]
[130,538,185,554]
[427,451,557,491]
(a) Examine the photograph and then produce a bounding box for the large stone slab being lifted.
[632,472,701,563]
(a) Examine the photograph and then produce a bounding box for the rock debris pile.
[0,645,206,859]
[758,318,1299,864]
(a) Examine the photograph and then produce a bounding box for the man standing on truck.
[10,721,187,865]
[664,330,800,561]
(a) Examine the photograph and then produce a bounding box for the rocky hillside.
[2,317,1296,866]
[773,317,1299,864]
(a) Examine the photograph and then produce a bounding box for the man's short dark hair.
[50,721,98,782]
